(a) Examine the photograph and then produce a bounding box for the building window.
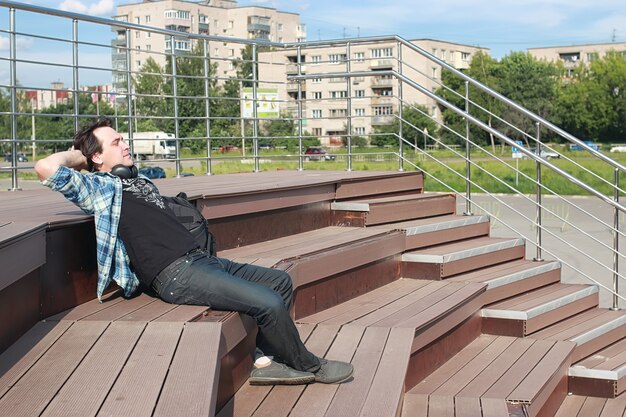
[135,17,140,24]
[229,49,235,56]
[146,32,151,38]
[145,15,151,23]
[441,49,446,60]
[312,128,322,136]
[228,20,234,29]
[449,51,455,61]
[355,127,365,135]
[354,52,365,62]
[311,55,322,64]
[330,109,347,117]
[461,52,471,62]
[373,106,393,116]
[370,48,393,58]
[135,31,140,38]
[146,44,151,51]
[214,19,219,27]
[165,10,190,20]
[432,67,437,79]
[354,108,365,116]
[379,89,393,96]
[312,91,322,99]
[312,109,322,118]
[328,54,347,63]
[137,45,141,54]
[312,78,322,84]
[136,60,141,68]
[278,23,283,31]
[199,14,208,24]
[432,48,437,56]
[214,48,219,56]
[355,90,365,97]
[587,52,599,62]
[330,90,347,99]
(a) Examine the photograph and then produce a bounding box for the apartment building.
[258,39,488,145]
[528,42,626,76]
[112,0,306,93]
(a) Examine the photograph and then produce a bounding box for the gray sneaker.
[249,361,315,385]
[314,359,354,384]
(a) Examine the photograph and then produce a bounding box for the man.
[35,118,353,385]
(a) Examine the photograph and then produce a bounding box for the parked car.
[610,145,626,153]
[4,153,28,162]
[138,166,166,179]
[523,148,560,160]
[304,147,335,161]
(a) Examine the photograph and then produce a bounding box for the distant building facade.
[112,0,306,94]
[259,39,488,145]
[25,82,114,110]
[528,42,626,76]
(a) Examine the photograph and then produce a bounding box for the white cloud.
[0,36,35,51]
[58,0,114,16]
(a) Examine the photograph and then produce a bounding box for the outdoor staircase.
[1,170,625,417]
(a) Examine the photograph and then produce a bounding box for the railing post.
[252,43,259,172]
[535,122,544,261]
[297,44,304,171]
[125,28,134,153]
[398,41,404,172]
[346,42,352,172]
[203,38,212,175]
[464,81,472,215]
[72,19,80,133]
[8,8,19,191]
[612,168,621,310]
[170,35,181,177]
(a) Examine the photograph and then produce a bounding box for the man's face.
[91,126,133,172]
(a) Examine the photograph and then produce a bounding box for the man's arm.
[35,149,89,181]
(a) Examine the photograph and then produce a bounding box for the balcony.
[371,77,394,88]
[286,82,306,92]
[371,97,394,106]
[369,59,394,69]
[286,63,306,75]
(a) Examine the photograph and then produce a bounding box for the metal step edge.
[480,285,599,320]
[570,314,626,346]
[484,261,561,290]
[402,238,525,264]
[568,364,626,380]
[402,215,490,237]
[331,201,371,212]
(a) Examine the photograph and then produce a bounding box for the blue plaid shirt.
[43,166,140,301]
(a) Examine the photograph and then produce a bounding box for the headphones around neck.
[111,164,138,179]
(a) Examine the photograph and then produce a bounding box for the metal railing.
[0,0,623,309]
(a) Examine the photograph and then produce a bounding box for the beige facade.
[112,0,305,93]
[259,39,488,145]
[528,42,626,75]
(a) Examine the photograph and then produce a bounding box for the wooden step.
[298,278,486,356]
[216,323,415,417]
[554,392,626,417]
[481,283,599,336]
[405,335,576,417]
[331,192,456,226]
[569,337,626,398]
[531,308,626,363]
[402,237,526,280]
[372,214,491,251]
[220,226,406,319]
[448,259,562,304]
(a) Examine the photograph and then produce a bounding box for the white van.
[120,132,176,160]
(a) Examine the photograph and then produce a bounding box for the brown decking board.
[569,338,626,398]
[554,393,626,417]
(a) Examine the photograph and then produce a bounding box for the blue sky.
[1,0,625,87]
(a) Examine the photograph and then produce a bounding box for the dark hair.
[73,117,112,172]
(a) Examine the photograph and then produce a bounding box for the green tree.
[556,51,626,143]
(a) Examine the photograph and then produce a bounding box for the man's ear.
[91,153,103,167]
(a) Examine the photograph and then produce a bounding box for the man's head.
[73,117,132,172]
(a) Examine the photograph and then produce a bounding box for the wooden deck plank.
[530,308,608,339]
[432,336,516,397]
[325,326,389,417]
[289,325,364,417]
[359,327,415,417]
[542,310,624,341]
[117,298,179,321]
[579,396,609,417]
[427,395,455,417]
[153,322,223,417]
[456,337,535,398]
[40,321,146,417]
[47,291,126,321]
[599,393,626,417]
[0,321,109,417]
[481,339,555,399]
[298,279,421,325]
[400,394,429,417]
[554,395,585,417]
[507,340,575,403]
[480,398,510,417]
[153,304,210,322]
[96,322,183,417]
[350,281,449,327]
[81,293,157,321]
[215,385,272,417]
[487,283,571,310]
[454,396,482,417]
[0,321,73,398]
[409,335,497,396]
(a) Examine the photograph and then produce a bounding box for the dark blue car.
[138,166,166,179]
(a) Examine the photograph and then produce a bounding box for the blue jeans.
[153,250,321,373]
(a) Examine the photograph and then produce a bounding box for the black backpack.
[163,192,216,256]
